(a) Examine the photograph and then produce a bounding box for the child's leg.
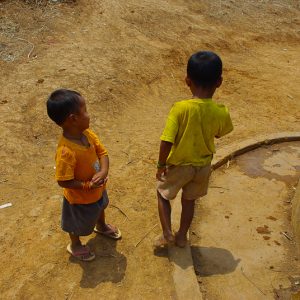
[95,192,109,231]
[94,193,121,239]
[175,164,210,247]
[96,209,107,231]
[67,233,95,261]
[157,191,174,242]
[175,198,196,247]
[69,233,82,248]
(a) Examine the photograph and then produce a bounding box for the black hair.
[187,51,222,87]
[46,89,81,125]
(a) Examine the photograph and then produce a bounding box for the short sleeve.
[55,146,76,181]
[86,129,108,158]
[160,103,180,143]
[217,107,233,137]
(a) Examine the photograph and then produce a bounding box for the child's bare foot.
[153,233,175,248]
[175,232,187,248]
[165,232,175,243]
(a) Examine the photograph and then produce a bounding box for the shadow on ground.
[191,246,241,276]
[68,235,127,288]
[154,244,240,276]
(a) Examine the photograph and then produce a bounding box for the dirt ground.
[0,0,299,299]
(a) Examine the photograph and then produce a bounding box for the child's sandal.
[67,244,95,261]
[94,224,122,240]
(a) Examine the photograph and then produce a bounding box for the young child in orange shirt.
[47,89,121,261]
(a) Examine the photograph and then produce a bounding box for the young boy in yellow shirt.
[156,51,233,247]
[47,89,121,261]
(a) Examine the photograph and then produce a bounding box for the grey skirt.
[61,190,109,236]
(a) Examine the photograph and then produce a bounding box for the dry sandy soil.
[0,0,299,299]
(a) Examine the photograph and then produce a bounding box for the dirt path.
[0,0,299,299]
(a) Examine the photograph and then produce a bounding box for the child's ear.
[68,113,77,123]
[185,76,192,87]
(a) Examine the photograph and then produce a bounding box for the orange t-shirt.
[55,129,108,204]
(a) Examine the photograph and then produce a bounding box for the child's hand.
[156,167,166,181]
[91,172,108,187]
[89,177,108,189]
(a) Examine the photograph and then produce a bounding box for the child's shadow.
[191,246,240,276]
[69,234,126,288]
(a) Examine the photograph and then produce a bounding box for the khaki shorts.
[157,165,211,200]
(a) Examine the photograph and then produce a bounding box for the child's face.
[75,97,90,131]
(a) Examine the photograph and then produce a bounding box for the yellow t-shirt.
[160,98,233,166]
[55,129,108,204]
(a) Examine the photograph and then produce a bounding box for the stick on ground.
[110,204,129,220]
[241,267,266,295]
[135,224,158,248]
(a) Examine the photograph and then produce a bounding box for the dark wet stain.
[236,142,300,186]
[256,225,271,234]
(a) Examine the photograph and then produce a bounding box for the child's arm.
[216,108,233,138]
[156,103,180,180]
[86,129,110,185]
[57,179,102,190]
[91,155,109,186]
[156,140,173,181]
